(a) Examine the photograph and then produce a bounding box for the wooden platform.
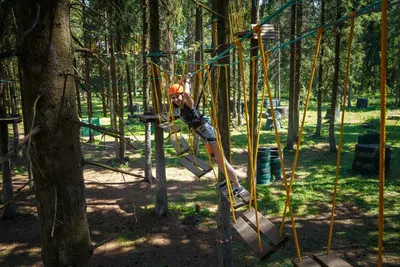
[216,180,250,209]
[179,154,212,178]
[232,209,289,261]
[170,135,189,155]
[136,112,179,124]
[0,115,22,124]
[292,252,352,267]
[160,122,181,134]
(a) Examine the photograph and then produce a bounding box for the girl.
[168,78,243,195]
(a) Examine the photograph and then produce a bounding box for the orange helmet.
[169,83,183,96]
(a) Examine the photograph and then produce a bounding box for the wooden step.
[292,253,352,267]
[185,154,211,172]
[232,217,273,261]
[292,256,322,267]
[243,209,288,248]
[171,135,190,155]
[159,122,181,133]
[312,252,352,267]
[179,154,211,178]
[216,181,250,209]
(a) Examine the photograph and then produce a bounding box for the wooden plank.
[179,157,207,178]
[313,252,352,267]
[217,184,248,209]
[232,217,273,260]
[292,256,322,267]
[243,210,288,247]
[171,136,189,155]
[388,115,400,120]
[0,115,22,123]
[159,123,181,133]
[185,154,211,172]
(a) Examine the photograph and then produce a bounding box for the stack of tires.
[257,147,271,184]
[270,147,283,180]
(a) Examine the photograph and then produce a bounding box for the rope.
[378,1,388,266]
[327,12,356,254]
[204,66,237,221]
[225,65,232,164]
[254,23,303,261]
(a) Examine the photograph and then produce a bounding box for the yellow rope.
[235,40,261,251]
[378,3,387,265]
[204,66,237,221]
[255,24,301,259]
[327,13,356,254]
[215,65,221,109]
[196,71,219,181]
[150,63,163,124]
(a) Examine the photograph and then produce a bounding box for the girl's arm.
[182,78,195,109]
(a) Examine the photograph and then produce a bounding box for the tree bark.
[150,0,168,218]
[110,36,119,156]
[314,0,325,137]
[126,62,133,115]
[329,0,341,152]
[82,0,94,142]
[0,80,16,219]
[98,42,107,117]
[215,0,233,265]
[16,1,92,265]
[287,3,296,150]
[142,0,153,185]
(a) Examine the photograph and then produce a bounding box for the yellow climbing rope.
[327,12,356,254]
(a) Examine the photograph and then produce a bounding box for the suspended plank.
[159,122,181,133]
[179,155,211,178]
[292,256,322,267]
[216,180,249,209]
[312,252,352,267]
[232,217,273,260]
[243,209,288,248]
[171,135,189,155]
[185,154,211,172]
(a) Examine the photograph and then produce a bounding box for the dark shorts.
[195,122,217,143]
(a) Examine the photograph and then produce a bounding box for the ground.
[0,138,399,267]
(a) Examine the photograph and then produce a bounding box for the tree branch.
[84,160,145,179]
[0,127,39,164]
[75,47,108,67]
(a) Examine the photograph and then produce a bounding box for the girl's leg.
[208,142,240,187]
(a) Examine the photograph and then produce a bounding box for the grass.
[79,93,399,266]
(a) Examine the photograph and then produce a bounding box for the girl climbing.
[168,78,244,195]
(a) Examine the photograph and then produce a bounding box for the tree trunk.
[110,37,119,156]
[329,0,341,153]
[293,2,302,141]
[314,0,325,137]
[117,66,125,159]
[142,0,153,185]
[287,3,296,150]
[7,63,20,148]
[150,0,168,218]
[133,57,137,98]
[16,1,92,265]
[193,2,203,156]
[98,42,107,117]
[0,80,16,219]
[126,62,133,115]
[83,0,94,142]
[216,0,233,265]
[73,58,82,118]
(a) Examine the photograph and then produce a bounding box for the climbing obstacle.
[179,153,212,178]
[233,209,289,260]
[292,252,352,267]
[159,122,181,133]
[170,135,189,155]
[216,180,250,209]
